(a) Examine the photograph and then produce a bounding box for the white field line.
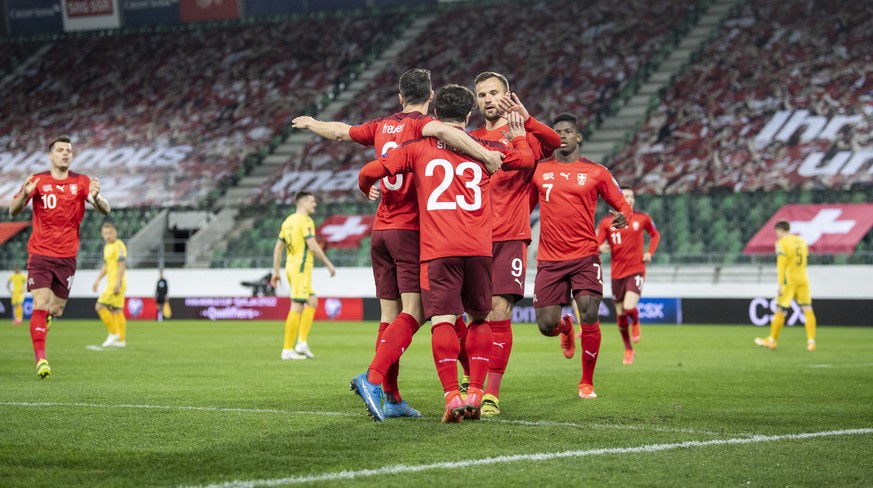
[808,362,873,369]
[0,401,738,436]
[179,428,873,488]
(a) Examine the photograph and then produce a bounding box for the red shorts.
[491,240,527,302]
[27,254,77,300]
[611,273,644,303]
[533,255,603,308]
[421,256,492,320]
[370,229,420,299]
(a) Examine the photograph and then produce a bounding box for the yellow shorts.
[285,268,314,302]
[98,282,127,310]
[11,294,24,306]
[777,282,811,308]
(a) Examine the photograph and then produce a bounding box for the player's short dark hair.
[553,112,581,132]
[474,71,510,92]
[621,186,634,192]
[434,84,476,123]
[399,68,432,106]
[49,135,71,151]
[774,220,790,232]
[295,191,313,203]
[101,222,116,230]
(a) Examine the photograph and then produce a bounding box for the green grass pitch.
[1,319,871,487]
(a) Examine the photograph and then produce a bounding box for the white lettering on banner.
[67,0,114,17]
[749,297,804,326]
[0,145,192,173]
[790,209,855,245]
[9,5,61,19]
[269,170,359,194]
[201,306,261,321]
[124,0,178,9]
[755,110,872,178]
[638,302,665,320]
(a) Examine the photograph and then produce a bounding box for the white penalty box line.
[181,428,873,488]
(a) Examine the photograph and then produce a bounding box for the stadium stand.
[255,0,703,205]
[0,13,405,209]
[608,0,873,194]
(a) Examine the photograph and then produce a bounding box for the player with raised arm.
[7,265,26,326]
[755,220,817,352]
[293,69,502,418]
[92,222,128,348]
[596,187,660,364]
[355,85,533,422]
[464,71,561,416]
[531,114,631,399]
[8,135,110,378]
[271,192,336,361]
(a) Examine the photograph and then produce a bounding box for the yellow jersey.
[8,272,26,297]
[776,234,809,286]
[279,213,315,272]
[103,239,128,288]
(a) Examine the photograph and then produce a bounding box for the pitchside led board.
[6,0,64,36]
[61,0,121,31]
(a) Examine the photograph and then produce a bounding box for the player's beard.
[482,107,501,122]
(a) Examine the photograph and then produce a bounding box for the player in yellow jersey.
[755,220,817,352]
[92,222,128,348]
[270,192,336,360]
[7,264,27,325]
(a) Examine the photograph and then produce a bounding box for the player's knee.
[536,315,558,336]
[490,296,513,321]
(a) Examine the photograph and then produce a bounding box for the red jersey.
[362,134,531,261]
[349,111,435,231]
[18,170,90,259]
[533,157,632,262]
[470,116,560,244]
[596,211,660,279]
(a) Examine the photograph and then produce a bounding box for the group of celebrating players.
[292,68,659,423]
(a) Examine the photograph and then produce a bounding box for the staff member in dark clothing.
[156,270,169,321]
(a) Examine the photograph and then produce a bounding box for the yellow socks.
[804,310,816,341]
[769,311,785,342]
[115,312,127,342]
[14,304,23,322]
[298,306,315,344]
[98,307,117,334]
[283,311,301,350]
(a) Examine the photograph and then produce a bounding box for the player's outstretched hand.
[270,273,280,288]
[609,210,628,229]
[291,116,314,130]
[501,111,526,140]
[92,281,99,293]
[327,264,336,277]
[498,92,530,121]
[367,185,380,201]
[89,177,100,198]
[23,175,39,196]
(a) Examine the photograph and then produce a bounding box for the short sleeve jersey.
[279,213,316,271]
[19,171,90,258]
[378,136,525,261]
[103,240,128,288]
[596,212,658,279]
[470,116,559,243]
[349,111,435,231]
[533,157,631,261]
[776,234,809,285]
[8,273,26,296]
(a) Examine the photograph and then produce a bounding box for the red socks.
[454,315,470,377]
[375,321,389,351]
[580,321,602,386]
[464,319,493,390]
[485,319,512,397]
[626,307,639,326]
[432,322,461,393]
[30,309,48,362]
[617,314,632,350]
[368,313,420,388]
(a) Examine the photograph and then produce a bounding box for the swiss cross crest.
[42,184,52,193]
[577,173,587,185]
[70,184,78,195]
[543,172,555,181]
[632,221,640,231]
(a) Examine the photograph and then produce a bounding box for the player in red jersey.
[596,187,660,364]
[463,71,561,416]
[8,135,110,378]
[356,84,533,423]
[292,69,503,419]
[531,114,631,399]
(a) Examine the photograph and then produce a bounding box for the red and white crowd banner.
[179,0,239,23]
[61,0,120,31]
[316,215,375,249]
[744,204,873,255]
